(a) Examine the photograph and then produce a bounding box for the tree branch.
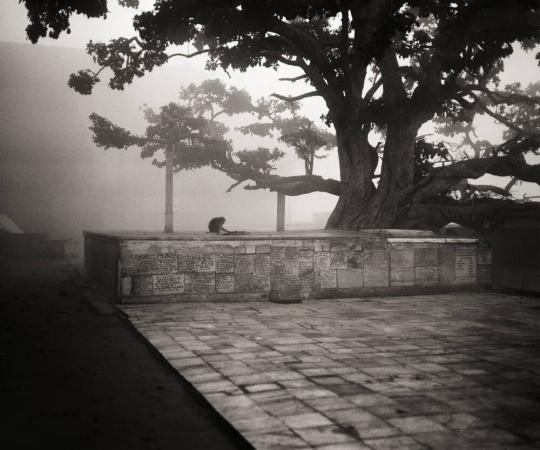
[271,91,320,102]
[278,74,308,82]
[408,151,540,202]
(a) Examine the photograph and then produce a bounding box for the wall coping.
[83,229,456,242]
[387,237,478,243]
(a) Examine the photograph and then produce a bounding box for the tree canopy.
[22,0,540,231]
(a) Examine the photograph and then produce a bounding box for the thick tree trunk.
[326,120,418,230]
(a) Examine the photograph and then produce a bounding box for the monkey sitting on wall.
[208,217,248,235]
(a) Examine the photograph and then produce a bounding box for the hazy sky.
[1,0,539,237]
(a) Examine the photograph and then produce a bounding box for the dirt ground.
[0,258,253,450]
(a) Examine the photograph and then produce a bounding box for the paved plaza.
[120,292,540,450]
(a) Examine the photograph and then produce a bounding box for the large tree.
[22,0,540,231]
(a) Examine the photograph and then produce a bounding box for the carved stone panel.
[235,273,252,293]
[330,251,348,269]
[216,254,235,274]
[364,267,389,287]
[299,249,314,272]
[122,255,157,276]
[337,269,364,288]
[390,248,414,268]
[271,247,287,265]
[216,274,235,293]
[157,254,177,274]
[455,245,477,282]
[319,270,337,289]
[184,273,215,293]
[252,274,271,292]
[364,249,389,268]
[415,246,438,267]
[153,274,184,294]
[299,270,315,293]
[235,254,255,274]
[314,252,331,272]
[415,267,438,285]
[346,251,363,270]
[438,246,455,284]
[270,266,286,290]
[254,254,271,275]
[390,267,415,286]
[255,244,271,254]
[133,275,153,295]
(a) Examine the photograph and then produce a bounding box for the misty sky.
[1,1,539,237]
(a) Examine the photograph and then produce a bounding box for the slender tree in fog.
[23,0,540,231]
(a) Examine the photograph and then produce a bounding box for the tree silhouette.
[23,0,540,231]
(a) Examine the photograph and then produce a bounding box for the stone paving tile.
[120,292,540,449]
[293,425,357,446]
[281,412,333,429]
[364,435,427,449]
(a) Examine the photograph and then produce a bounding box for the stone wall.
[82,232,492,303]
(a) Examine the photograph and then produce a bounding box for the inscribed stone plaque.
[364,267,389,287]
[271,247,287,265]
[270,266,286,290]
[438,246,455,284]
[330,251,348,269]
[364,250,389,268]
[216,254,235,273]
[178,254,197,272]
[346,251,363,270]
[391,248,414,268]
[216,274,235,293]
[455,245,477,282]
[123,255,157,276]
[235,273,252,293]
[314,252,331,271]
[415,267,438,285]
[255,245,271,254]
[415,246,438,267]
[391,267,414,286]
[337,269,364,288]
[254,253,271,274]
[252,274,271,292]
[299,249,314,272]
[319,270,337,289]
[235,254,254,274]
[299,270,315,293]
[185,273,215,293]
[285,246,299,261]
[234,246,246,254]
[133,275,153,295]
[157,254,177,274]
[153,274,184,294]
[195,254,215,272]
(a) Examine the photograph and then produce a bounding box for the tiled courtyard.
[120,292,540,450]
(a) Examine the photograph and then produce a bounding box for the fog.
[1,1,539,241]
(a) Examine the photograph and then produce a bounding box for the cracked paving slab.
[119,292,540,449]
